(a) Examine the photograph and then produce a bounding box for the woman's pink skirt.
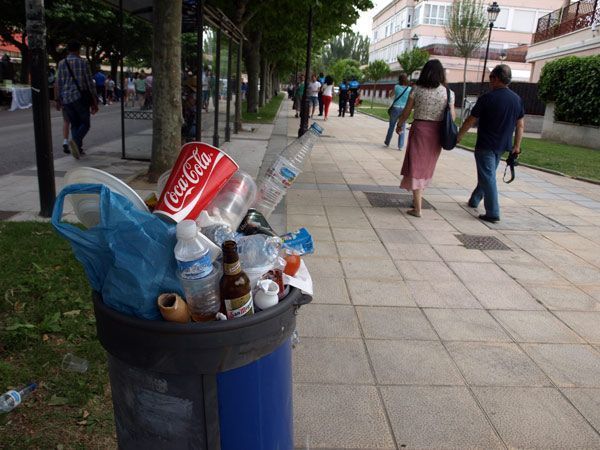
[400,120,442,191]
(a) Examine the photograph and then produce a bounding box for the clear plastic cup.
[205,171,257,230]
[179,263,223,322]
[62,353,89,373]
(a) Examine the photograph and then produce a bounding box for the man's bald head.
[490,64,512,85]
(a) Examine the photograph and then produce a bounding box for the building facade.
[369,0,564,82]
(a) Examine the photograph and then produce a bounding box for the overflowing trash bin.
[51,124,324,449]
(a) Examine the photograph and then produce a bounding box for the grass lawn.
[459,133,600,182]
[357,100,390,121]
[0,222,116,447]
[241,93,284,123]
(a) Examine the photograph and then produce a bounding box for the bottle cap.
[176,220,198,240]
[309,123,324,135]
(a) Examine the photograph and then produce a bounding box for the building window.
[423,3,451,26]
[414,5,421,26]
[511,9,536,32]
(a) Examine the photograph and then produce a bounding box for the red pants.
[323,95,332,118]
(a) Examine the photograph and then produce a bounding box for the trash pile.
[51,123,324,323]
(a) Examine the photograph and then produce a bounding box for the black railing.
[534,0,599,43]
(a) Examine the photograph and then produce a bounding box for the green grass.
[459,133,600,181]
[241,93,284,123]
[357,100,390,121]
[0,222,115,447]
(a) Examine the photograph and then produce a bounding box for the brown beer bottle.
[220,240,254,319]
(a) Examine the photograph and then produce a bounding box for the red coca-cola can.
[154,142,239,222]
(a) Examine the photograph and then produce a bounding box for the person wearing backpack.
[384,72,411,149]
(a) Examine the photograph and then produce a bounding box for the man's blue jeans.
[469,149,503,218]
[384,106,406,149]
[63,98,90,150]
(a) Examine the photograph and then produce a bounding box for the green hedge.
[538,55,600,126]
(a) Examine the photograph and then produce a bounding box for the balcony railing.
[422,44,527,63]
[533,0,599,44]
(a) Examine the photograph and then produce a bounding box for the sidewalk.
[287,104,600,449]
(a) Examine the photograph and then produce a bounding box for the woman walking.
[395,59,455,217]
[321,75,334,121]
[384,72,411,149]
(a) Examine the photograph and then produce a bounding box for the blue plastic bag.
[52,183,181,320]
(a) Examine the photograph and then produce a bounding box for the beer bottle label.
[223,260,241,275]
[224,292,254,319]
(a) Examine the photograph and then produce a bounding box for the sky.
[353,0,392,37]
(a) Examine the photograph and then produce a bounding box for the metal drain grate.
[456,234,511,251]
[364,192,435,209]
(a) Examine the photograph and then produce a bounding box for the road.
[0,104,151,175]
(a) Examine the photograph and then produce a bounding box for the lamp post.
[481,2,500,86]
[409,33,419,80]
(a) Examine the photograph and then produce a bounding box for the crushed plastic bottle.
[0,383,37,413]
[236,234,282,268]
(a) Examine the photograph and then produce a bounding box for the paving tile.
[331,226,381,243]
[356,306,438,340]
[449,261,515,284]
[286,213,329,228]
[498,262,568,284]
[553,311,600,344]
[294,384,395,449]
[433,244,493,263]
[406,280,483,309]
[310,276,351,305]
[308,241,337,258]
[522,344,600,387]
[561,388,600,432]
[410,219,457,232]
[524,284,600,311]
[293,337,374,384]
[395,260,459,282]
[466,281,544,310]
[386,244,442,261]
[296,304,361,338]
[321,196,359,207]
[424,309,511,342]
[419,230,462,245]
[473,387,600,448]
[366,340,464,385]
[309,226,334,243]
[346,279,416,307]
[491,310,585,343]
[446,342,551,386]
[286,203,325,215]
[363,208,415,229]
[336,241,389,258]
[341,257,400,279]
[375,228,427,244]
[380,386,504,449]
[303,257,344,278]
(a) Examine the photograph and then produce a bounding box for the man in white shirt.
[307,74,321,118]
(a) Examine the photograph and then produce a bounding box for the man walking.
[457,64,524,223]
[348,77,360,117]
[55,40,98,159]
[94,70,106,105]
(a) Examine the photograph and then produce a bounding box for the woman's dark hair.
[416,59,446,88]
[398,72,409,85]
[325,75,333,85]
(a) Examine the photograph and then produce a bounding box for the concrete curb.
[456,144,600,186]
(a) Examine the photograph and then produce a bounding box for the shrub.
[538,55,600,126]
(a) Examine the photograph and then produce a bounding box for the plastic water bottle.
[0,383,37,413]
[174,220,213,280]
[236,234,282,268]
[253,122,323,217]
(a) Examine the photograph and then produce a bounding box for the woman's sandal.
[407,209,421,218]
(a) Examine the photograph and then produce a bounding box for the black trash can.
[93,288,311,450]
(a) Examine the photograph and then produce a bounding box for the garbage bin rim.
[92,287,308,334]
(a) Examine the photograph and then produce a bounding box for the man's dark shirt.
[471,87,524,153]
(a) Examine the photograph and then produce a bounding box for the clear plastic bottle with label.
[0,383,37,413]
[252,122,323,218]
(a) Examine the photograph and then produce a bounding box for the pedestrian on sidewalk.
[307,74,321,118]
[457,64,524,223]
[321,75,334,121]
[293,74,305,118]
[317,72,325,116]
[384,72,411,149]
[55,40,98,159]
[94,70,106,105]
[338,79,348,117]
[395,59,455,217]
[348,77,360,117]
[135,72,146,108]
[106,75,115,105]
[126,74,136,107]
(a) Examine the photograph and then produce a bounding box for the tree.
[444,0,487,123]
[321,32,370,67]
[364,59,390,108]
[330,58,363,85]
[396,48,430,80]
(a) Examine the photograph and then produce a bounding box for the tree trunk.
[371,83,377,108]
[242,30,261,113]
[461,57,468,124]
[149,0,183,181]
[258,56,266,107]
[110,54,119,82]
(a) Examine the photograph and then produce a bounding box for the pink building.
[369,0,564,83]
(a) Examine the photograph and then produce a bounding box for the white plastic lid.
[176,220,198,240]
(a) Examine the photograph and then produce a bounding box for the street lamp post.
[481,2,501,86]
[410,33,419,80]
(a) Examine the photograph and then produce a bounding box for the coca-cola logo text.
[163,148,213,212]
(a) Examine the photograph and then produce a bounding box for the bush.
[538,55,600,126]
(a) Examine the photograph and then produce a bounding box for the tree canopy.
[397,48,430,79]
[364,59,390,108]
[320,32,370,67]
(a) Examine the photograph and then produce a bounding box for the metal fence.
[534,0,599,43]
